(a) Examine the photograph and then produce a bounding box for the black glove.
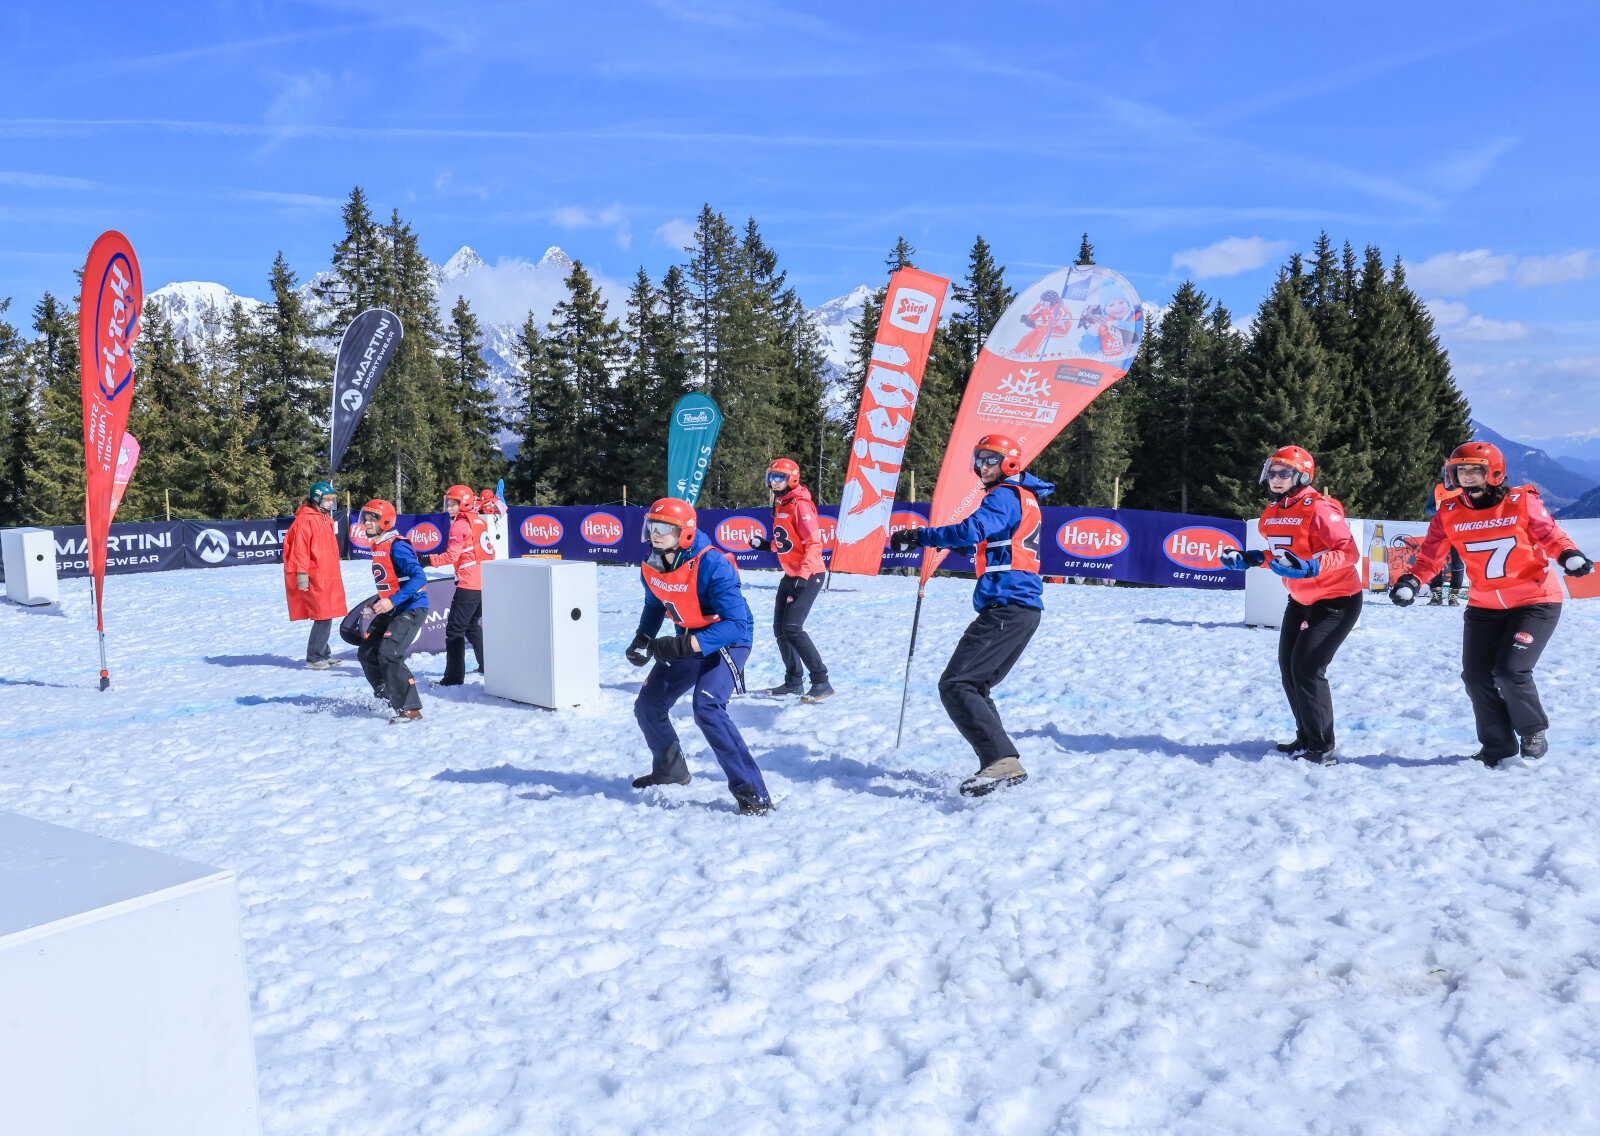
[1390,572,1422,607]
[626,633,651,667]
[1560,550,1593,577]
[648,633,694,663]
[748,536,771,552]
[888,528,921,553]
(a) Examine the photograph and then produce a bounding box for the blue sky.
[3,1,1598,450]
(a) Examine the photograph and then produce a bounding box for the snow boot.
[1468,747,1519,768]
[800,679,835,704]
[738,801,775,816]
[765,681,803,697]
[1294,746,1340,766]
[307,659,333,670]
[1428,589,1444,606]
[1520,731,1548,760]
[632,744,691,788]
[960,755,1028,797]
[389,709,423,724]
[1276,738,1305,753]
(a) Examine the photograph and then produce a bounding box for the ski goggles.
[972,449,1006,471]
[767,472,791,488]
[1260,463,1301,481]
[644,520,682,539]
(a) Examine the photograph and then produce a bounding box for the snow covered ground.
[4,563,1600,1135]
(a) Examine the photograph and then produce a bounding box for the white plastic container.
[2,526,59,605]
[0,812,261,1136]
[481,558,599,708]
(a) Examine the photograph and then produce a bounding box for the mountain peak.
[438,246,484,282]
[539,246,572,270]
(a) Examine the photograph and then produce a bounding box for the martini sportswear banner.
[330,308,403,475]
[832,268,950,576]
[920,264,1142,583]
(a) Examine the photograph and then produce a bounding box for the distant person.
[282,480,348,669]
[889,434,1053,797]
[430,484,485,685]
[627,498,773,815]
[356,499,429,724]
[748,458,832,702]
[1220,446,1363,766]
[1391,442,1591,765]
[1425,481,1466,606]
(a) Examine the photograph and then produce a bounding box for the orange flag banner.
[919,264,1143,584]
[830,267,950,576]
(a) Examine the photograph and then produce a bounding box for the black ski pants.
[305,618,333,663]
[359,606,425,712]
[442,586,484,684]
[1277,591,1362,753]
[939,603,1041,769]
[774,573,827,684]
[1461,602,1560,754]
[1430,547,1465,591]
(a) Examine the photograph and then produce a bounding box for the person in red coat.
[747,458,833,701]
[430,484,487,685]
[283,481,349,669]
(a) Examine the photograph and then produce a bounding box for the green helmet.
[309,480,336,503]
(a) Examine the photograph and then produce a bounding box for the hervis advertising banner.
[831,268,950,577]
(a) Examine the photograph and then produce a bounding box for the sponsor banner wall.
[183,518,296,569]
[37,522,185,579]
[345,512,451,561]
[350,578,454,656]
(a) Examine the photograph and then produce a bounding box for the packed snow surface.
[4,564,1600,1135]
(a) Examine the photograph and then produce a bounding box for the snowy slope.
[4,566,1600,1134]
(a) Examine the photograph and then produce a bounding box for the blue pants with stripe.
[634,645,770,807]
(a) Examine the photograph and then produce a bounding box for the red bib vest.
[1433,487,1565,608]
[370,537,399,596]
[975,484,1042,575]
[642,546,722,630]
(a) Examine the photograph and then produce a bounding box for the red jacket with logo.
[771,486,825,577]
[1256,487,1362,604]
[430,513,482,589]
[282,503,348,621]
[1412,486,1577,609]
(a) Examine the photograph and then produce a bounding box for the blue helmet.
[309,480,336,503]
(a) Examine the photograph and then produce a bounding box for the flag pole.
[89,572,110,691]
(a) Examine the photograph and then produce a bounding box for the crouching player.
[357,499,428,723]
[627,498,774,815]
[1391,442,1592,765]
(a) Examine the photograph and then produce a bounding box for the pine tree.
[506,313,569,505]
[237,252,329,510]
[123,301,205,520]
[312,187,385,330]
[438,295,503,491]
[190,303,276,519]
[0,299,35,525]
[24,292,85,525]
[545,260,624,502]
[946,235,1015,382]
[686,204,739,392]
[607,268,669,500]
[1076,233,1095,265]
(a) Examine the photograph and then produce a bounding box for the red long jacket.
[283,503,348,621]
[1413,486,1577,609]
[1256,487,1363,604]
[430,513,483,589]
[771,486,825,577]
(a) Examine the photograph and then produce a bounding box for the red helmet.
[1442,441,1506,489]
[476,488,501,514]
[766,458,801,491]
[973,434,1023,476]
[644,497,697,544]
[1259,445,1315,489]
[360,499,397,532]
[444,484,475,509]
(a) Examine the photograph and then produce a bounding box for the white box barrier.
[0,813,260,1136]
[482,558,599,708]
[3,526,58,606]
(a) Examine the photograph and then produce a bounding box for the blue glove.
[1269,549,1321,579]
[1219,548,1266,571]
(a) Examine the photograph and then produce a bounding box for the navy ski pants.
[634,645,770,807]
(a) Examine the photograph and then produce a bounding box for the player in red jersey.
[747,458,833,702]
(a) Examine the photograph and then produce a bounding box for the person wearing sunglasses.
[1390,441,1591,766]
[747,458,833,702]
[1219,446,1363,766]
[626,497,774,815]
[888,434,1053,797]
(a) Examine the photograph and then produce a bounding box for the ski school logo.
[715,516,767,551]
[887,286,937,334]
[1056,517,1129,558]
[1514,631,1534,644]
[195,527,230,564]
[582,512,623,545]
[406,522,443,552]
[521,514,563,546]
[1163,526,1240,571]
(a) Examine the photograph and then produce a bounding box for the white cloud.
[1405,249,1515,295]
[552,204,630,247]
[1170,236,1291,279]
[1426,299,1471,326]
[437,254,627,328]
[0,170,96,190]
[1454,356,1600,441]
[655,218,697,251]
[1515,250,1598,288]
[1426,298,1530,342]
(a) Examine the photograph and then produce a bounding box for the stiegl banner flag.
[330,308,403,475]
[896,263,1144,744]
[78,230,144,690]
[830,267,950,576]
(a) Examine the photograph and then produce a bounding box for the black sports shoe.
[800,680,835,703]
[1520,731,1548,760]
[632,769,691,788]
[1468,748,1519,768]
[764,682,803,697]
[1276,739,1304,753]
[632,744,691,788]
[738,801,775,816]
[1298,747,1339,766]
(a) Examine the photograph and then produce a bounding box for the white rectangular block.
[0,813,261,1136]
[3,526,59,605]
[482,558,600,708]
[1243,519,1280,628]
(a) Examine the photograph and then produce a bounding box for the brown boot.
[959,755,1028,797]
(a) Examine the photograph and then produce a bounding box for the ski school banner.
[666,393,722,505]
[920,264,1143,583]
[329,308,403,475]
[832,268,950,577]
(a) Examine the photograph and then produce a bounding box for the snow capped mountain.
[811,284,872,377]
[146,281,265,344]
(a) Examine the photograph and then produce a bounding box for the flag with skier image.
[992,265,1142,366]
